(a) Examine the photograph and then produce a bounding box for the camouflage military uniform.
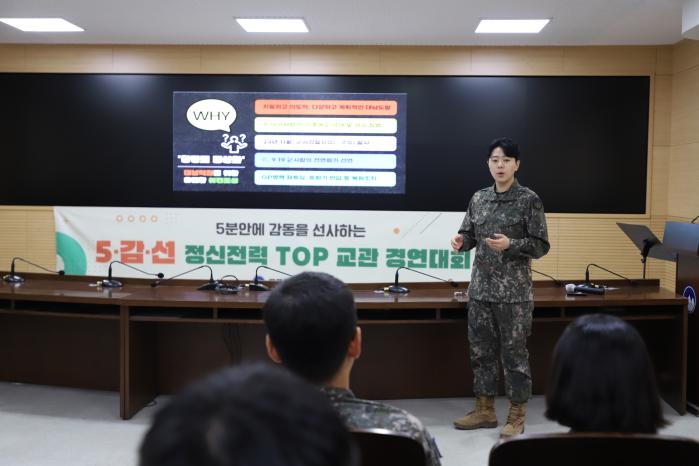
[457,179,549,403]
[321,387,442,466]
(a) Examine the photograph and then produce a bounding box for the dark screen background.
[0,74,649,213]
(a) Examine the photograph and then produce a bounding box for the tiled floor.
[0,382,697,466]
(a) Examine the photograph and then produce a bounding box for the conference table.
[0,273,687,419]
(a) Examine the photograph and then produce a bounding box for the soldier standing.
[450,138,550,438]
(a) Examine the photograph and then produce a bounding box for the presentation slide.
[173,92,407,194]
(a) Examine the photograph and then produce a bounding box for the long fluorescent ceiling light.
[236,18,308,33]
[0,18,84,32]
[475,19,549,33]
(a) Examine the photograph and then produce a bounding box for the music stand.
[617,223,676,278]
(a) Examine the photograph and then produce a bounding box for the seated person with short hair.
[139,363,357,466]
[545,313,668,433]
[263,271,441,466]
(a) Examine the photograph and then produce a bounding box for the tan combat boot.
[500,401,527,438]
[453,395,497,430]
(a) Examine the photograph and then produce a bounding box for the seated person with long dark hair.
[545,313,667,433]
[139,363,357,466]
[263,271,441,466]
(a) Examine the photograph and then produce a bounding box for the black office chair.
[350,427,426,466]
[489,432,699,466]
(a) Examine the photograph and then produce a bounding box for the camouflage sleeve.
[456,196,478,252]
[505,194,550,259]
[421,429,442,466]
[402,412,442,466]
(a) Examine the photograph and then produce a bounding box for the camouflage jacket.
[457,179,550,302]
[321,387,441,466]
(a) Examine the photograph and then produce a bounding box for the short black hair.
[263,271,357,384]
[545,314,667,433]
[139,363,357,466]
[488,137,520,160]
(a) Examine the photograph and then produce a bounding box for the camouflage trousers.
[467,299,534,403]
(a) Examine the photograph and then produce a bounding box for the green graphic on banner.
[56,232,87,275]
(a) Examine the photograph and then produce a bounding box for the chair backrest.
[350,427,426,466]
[489,432,699,466]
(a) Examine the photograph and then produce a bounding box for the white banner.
[54,207,471,284]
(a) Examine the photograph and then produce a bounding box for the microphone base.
[100,279,123,288]
[2,274,24,284]
[387,285,410,294]
[197,280,223,291]
[247,282,270,291]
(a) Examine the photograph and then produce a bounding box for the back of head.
[139,363,356,466]
[545,314,667,433]
[263,271,357,384]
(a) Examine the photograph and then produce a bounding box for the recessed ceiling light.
[236,18,308,33]
[475,19,550,34]
[0,18,84,32]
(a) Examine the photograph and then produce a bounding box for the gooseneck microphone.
[386,266,459,294]
[102,261,164,288]
[3,257,65,284]
[585,263,637,287]
[195,265,224,291]
[150,265,221,291]
[532,268,562,287]
[247,265,292,291]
